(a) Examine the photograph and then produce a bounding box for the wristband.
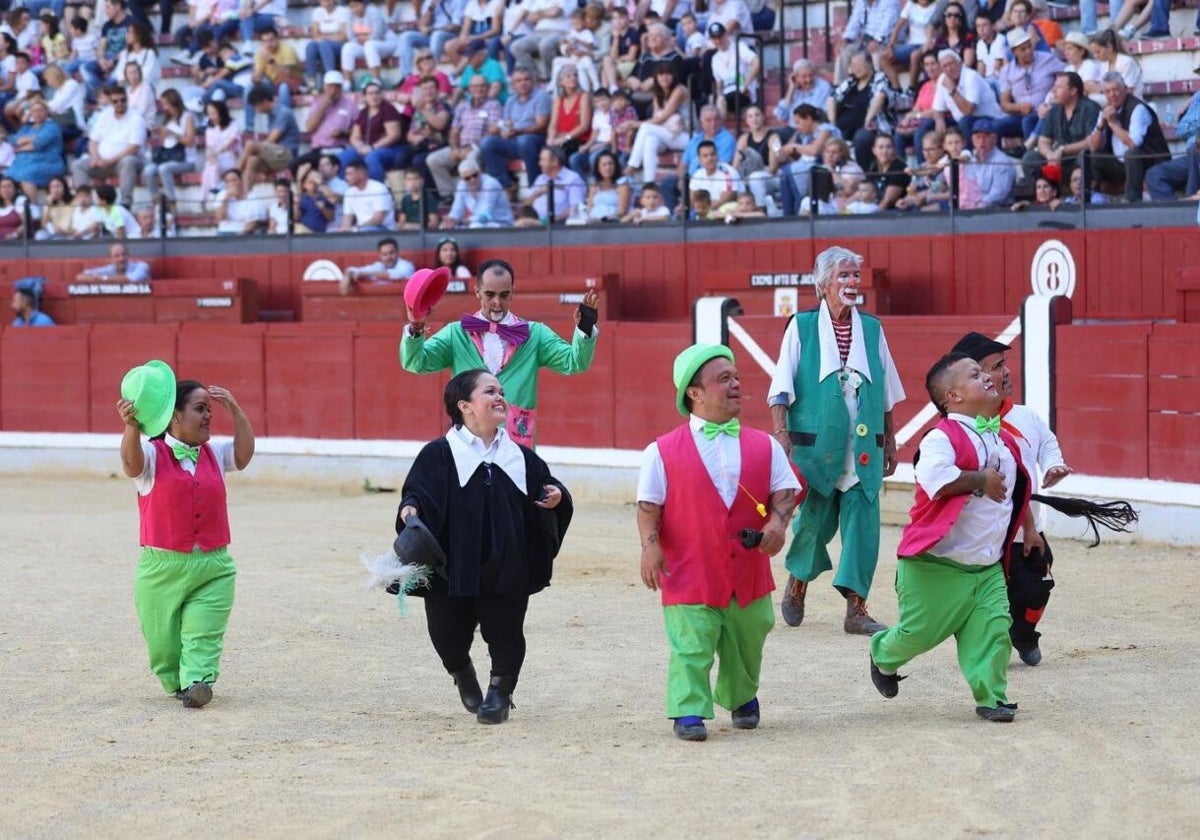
[577,304,598,336]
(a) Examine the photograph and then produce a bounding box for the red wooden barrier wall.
[5,226,1199,321]
[1,318,1196,483]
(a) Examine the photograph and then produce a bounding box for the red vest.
[138,439,231,552]
[896,418,1030,566]
[657,424,775,608]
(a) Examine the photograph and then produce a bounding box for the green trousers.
[134,546,236,695]
[663,595,775,719]
[870,555,1012,708]
[784,482,880,599]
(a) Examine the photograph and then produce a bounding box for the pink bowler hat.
[404,266,452,320]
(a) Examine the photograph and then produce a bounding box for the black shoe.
[476,676,515,724]
[180,681,212,708]
[731,698,760,730]
[451,661,483,712]
[672,716,707,741]
[870,658,905,698]
[976,703,1017,722]
[1017,645,1042,666]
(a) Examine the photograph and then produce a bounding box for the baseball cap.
[707,21,727,38]
[466,38,487,55]
[323,70,345,87]
[971,117,998,135]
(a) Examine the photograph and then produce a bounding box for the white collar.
[163,432,199,451]
[445,424,527,493]
[816,300,873,383]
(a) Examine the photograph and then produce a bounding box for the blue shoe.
[672,716,707,741]
[732,698,760,730]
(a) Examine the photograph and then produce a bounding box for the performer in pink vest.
[636,344,801,742]
[118,361,255,709]
[869,352,1034,722]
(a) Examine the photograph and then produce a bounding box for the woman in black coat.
[397,368,573,724]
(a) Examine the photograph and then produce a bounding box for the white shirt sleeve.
[769,437,802,493]
[635,441,666,504]
[913,428,960,499]
[877,327,906,411]
[768,318,801,406]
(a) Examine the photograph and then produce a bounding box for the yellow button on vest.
[855,423,868,437]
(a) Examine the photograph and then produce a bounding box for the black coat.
[396,437,573,598]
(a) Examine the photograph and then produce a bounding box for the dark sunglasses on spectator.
[464,173,479,180]
[945,12,963,18]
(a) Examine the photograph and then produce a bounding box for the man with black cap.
[707,21,760,118]
[950,331,1073,666]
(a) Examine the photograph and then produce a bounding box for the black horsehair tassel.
[1030,495,1139,548]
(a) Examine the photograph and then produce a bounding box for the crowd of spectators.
[0,0,1196,240]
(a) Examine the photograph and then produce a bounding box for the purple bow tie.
[460,315,530,346]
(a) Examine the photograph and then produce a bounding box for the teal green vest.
[786,309,886,500]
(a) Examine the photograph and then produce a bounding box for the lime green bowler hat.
[673,343,735,416]
[120,360,177,437]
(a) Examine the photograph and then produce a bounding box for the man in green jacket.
[401,258,600,447]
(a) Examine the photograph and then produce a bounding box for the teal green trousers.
[870,555,1012,708]
[663,595,775,719]
[784,482,881,599]
[135,546,236,695]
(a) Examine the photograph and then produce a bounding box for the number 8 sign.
[1030,239,1077,298]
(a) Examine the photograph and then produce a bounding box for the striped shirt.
[832,316,852,364]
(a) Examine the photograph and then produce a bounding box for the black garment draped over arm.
[396,438,573,598]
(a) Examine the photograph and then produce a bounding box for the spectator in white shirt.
[339,235,416,294]
[69,83,147,207]
[688,139,744,208]
[215,169,268,235]
[931,49,1003,150]
[707,22,759,119]
[340,159,396,231]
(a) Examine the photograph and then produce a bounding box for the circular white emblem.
[1030,239,1075,298]
[302,259,345,282]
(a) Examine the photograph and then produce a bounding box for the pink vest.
[657,424,775,608]
[138,439,231,552]
[896,418,1030,565]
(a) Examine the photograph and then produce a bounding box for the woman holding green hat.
[118,360,255,709]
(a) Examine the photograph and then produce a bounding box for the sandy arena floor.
[3,475,1199,839]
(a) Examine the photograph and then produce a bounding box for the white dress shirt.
[637,415,800,508]
[914,413,1016,567]
[1003,402,1065,533]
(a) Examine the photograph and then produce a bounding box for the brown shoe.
[844,593,887,635]
[780,575,808,627]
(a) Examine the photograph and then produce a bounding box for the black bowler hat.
[951,331,1010,361]
[393,513,446,572]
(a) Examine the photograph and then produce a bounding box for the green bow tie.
[975,415,1001,434]
[171,443,200,464]
[703,419,741,440]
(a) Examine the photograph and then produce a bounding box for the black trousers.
[424,591,530,686]
[1006,534,1055,652]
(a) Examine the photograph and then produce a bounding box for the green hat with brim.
[120,360,177,438]
[673,343,735,416]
